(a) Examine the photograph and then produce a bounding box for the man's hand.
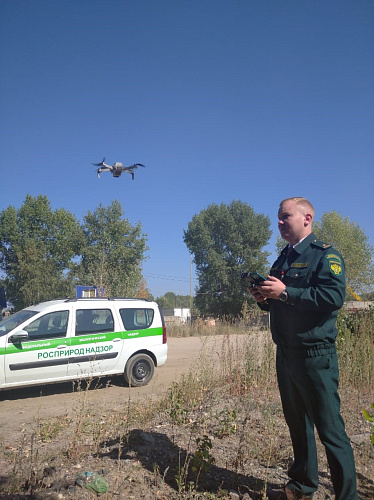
[248,286,268,303]
[257,275,286,300]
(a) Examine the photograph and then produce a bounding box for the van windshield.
[0,310,38,337]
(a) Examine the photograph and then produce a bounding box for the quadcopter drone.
[92,158,146,179]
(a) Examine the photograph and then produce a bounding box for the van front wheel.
[124,354,155,387]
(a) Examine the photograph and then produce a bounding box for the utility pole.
[190,256,193,314]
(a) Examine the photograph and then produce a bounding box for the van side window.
[25,311,69,340]
[75,309,114,335]
[119,308,154,330]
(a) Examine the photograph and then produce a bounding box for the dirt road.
[0,335,228,444]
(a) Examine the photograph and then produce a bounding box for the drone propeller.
[127,163,146,170]
[92,157,106,167]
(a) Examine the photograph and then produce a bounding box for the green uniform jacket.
[259,233,346,349]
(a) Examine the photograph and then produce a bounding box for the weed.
[216,407,237,439]
[35,414,70,442]
[66,378,92,459]
[191,435,215,489]
[168,381,190,424]
[362,403,374,446]
[175,449,192,494]
[12,432,40,494]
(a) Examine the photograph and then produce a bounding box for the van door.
[4,310,70,386]
[67,307,124,378]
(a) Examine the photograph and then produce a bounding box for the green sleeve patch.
[325,255,343,276]
[326,253,341,260]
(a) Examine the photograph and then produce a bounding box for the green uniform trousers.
[276,345,357,500]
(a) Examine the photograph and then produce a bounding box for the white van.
[0,298,167,390]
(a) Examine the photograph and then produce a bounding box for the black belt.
[278,343,336,358]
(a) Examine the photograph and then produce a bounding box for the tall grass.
[168,306,373,392]
[337,307,374,390]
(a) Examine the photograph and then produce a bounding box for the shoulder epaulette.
[311,239,332,249]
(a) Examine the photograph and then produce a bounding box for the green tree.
[0,195,83,310]
[155,292,191,309]
[313,211,374,296]
[183,200,271,318]
[77,200,148,296]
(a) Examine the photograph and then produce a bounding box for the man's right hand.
[248,286,267,303]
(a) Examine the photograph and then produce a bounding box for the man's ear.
[304,213,313,226]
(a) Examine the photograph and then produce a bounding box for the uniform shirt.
[259,232,346,349]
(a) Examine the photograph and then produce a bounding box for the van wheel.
[124,354,155,387]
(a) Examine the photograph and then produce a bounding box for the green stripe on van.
[70,327,163,346]
[1,337,65,355]
[0,327,163,355]
[122,327,163,340]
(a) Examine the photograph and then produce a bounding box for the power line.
[143,272,198,283]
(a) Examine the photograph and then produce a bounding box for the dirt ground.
[0,336,212,439]
[0,335,373,499]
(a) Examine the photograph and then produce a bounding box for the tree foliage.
[0,195,83,309]
[134,279,154,300]
[184,200,271,318]
[77,200,148,297]
[0,197,149,309]
[155,292,191,309]
[313,211,374,295]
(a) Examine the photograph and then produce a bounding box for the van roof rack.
[64,297,150,302]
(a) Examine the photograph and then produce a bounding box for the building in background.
[162,308,191,325]
[76,286,105,298]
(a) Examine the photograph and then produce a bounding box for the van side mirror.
[9,330,29,343]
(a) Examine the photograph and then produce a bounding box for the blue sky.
[1,0,373,298]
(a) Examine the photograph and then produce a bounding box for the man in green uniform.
[249,197,357,500]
